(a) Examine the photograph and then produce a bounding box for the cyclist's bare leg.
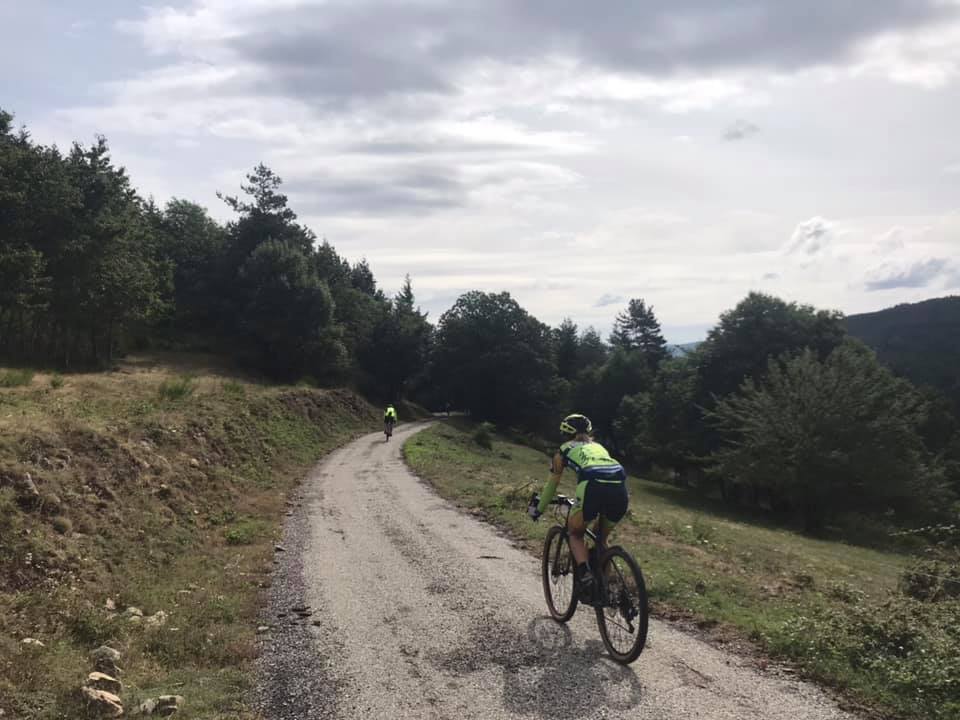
[598,518,615,549]
[566,511,589,565]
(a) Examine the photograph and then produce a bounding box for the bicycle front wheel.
[541,525,578,622]
[595,546,649,664]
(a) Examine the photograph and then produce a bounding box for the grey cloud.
[214,1,956,107]
[762,272,780,280]
[343,139,526,156]
[865,258,950,291]
[595,293,624,307]
[286,167,466,216]
[723,119,760,141]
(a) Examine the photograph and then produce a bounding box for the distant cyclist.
[529,414,628,598]
[384,404,398,439]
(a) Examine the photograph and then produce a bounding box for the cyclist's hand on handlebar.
[527,495,542,521]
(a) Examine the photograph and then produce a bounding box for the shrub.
[158,375,195,401]
[768,595,960,719]
[51,516,72,535]
[900,560,960,602]
[826,581,866,604]
[473,422,495,450]
[0,369,34,388]
[49,373,65,389]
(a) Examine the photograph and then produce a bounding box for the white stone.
[21,638,45,648]
[87,672,122,694]
[80,687,123,717]
[145,610,169,627]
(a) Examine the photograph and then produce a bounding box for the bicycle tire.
[541,525,578,622]
[594,545,649,664]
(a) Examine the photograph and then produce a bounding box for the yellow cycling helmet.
[560,413,592,437]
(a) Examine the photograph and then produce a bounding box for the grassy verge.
[0,356,378,719]
[404,420,960,720]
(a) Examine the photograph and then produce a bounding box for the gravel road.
[256,423,858,720]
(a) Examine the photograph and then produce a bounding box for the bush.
[473,422,495,450]
[900,560,960,602]
[158,375,195,401]
[51,516,72,535]
[49,373,64,389]
[0,369,34,388]
[768,595,960,719]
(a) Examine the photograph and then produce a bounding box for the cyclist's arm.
[536,453,565,514]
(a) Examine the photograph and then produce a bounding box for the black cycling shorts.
[576,472,628,525]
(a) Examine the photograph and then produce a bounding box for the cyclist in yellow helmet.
[529,413,628,597]
[384,404,398,438]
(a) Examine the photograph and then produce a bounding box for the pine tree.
[609,298,668,369]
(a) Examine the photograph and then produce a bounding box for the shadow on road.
[433,615,644,719]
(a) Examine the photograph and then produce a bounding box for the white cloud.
[786,216,836,256]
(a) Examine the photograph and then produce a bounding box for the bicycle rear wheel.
[595,546,649,664]
[541,525,578,622]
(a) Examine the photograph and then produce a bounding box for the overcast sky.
[4,1,960,342]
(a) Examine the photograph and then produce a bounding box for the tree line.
[2,109,957,534]
[427,287,960,533]
[0,110,430,400]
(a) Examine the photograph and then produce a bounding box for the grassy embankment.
[0,355,379,719]
[404,420,959,720]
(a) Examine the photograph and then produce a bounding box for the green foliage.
[472,422,496,450]
[846,296,960,415]
[577,326,608,369]
[554,318,580,380]
[708,342,944,530]
[769,596,960,719]
[51,516,72,534]
[49,373,64,389]
[358,276,432,399]
[223,519,267,546]
[609,298,668,369]
[0,112,428,400]
[697,291,847,411]
[221,380,245,397]
[900,560,960,602]
[0,369,34,387]
[432,291,555,425]
[158,376,195,401]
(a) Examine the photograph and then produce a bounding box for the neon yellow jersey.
[384,406,397,421]
[559,441,620,473]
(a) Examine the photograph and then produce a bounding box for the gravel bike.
[384,420,395,441]
[534,493,649,664]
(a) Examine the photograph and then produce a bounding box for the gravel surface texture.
[256,423,859,720]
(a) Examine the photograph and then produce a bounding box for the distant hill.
[668,341,702,358]
[845,295,960,401]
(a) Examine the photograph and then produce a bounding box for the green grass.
[0,369,34,388]
[404,420,960,720]
[224,518,269,545]
[157,374,195,401]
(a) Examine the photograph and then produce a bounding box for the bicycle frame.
[550,495,599,545]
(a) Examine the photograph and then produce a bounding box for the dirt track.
[256,423,857,720]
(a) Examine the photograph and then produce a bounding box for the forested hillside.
[846,296,960,411]
[0,110,431,402]
[3,107,959,538]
